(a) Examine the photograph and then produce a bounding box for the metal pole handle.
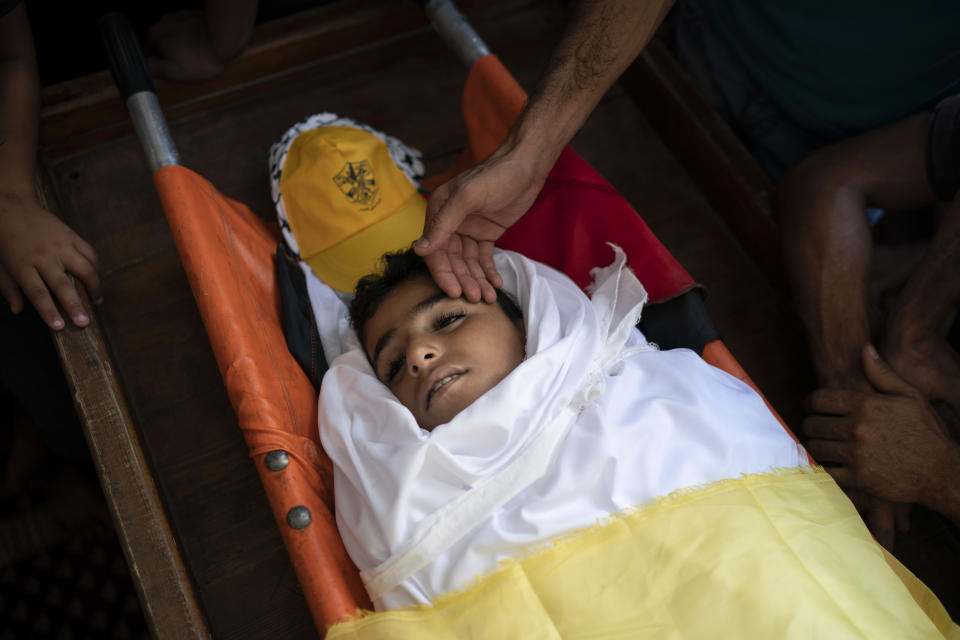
[421,0,491,68]
[99,13,180,171]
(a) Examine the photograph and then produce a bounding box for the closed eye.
[380,309,465,382]
[385,354,405,383]
[434,310,465,330]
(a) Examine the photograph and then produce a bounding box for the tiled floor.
[0,405,149,640]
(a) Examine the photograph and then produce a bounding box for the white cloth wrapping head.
[317,247,806,609]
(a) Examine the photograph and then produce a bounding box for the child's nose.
[407,342,438,375]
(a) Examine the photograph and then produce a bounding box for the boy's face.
[363,275,525,430]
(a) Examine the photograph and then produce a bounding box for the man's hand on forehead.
[421,233,500,304]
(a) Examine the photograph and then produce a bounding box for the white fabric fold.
[317,247,807,609]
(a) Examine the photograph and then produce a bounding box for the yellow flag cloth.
[328,468,958,639]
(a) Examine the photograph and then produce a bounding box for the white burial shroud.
[316,248,807,610]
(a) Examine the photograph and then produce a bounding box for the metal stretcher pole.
[99,13,180,171]
[420,0,491,68]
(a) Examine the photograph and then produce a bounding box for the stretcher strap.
[153,166,371,627]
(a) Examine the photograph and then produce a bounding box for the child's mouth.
[426,371,465,409]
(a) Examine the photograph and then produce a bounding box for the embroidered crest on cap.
[334,160,381,210]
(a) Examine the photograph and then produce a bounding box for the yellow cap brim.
[305,191,426,293]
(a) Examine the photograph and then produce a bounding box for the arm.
[148,0,258,82]
[0,4,101,329]
[416,0,674,302]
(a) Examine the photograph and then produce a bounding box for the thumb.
[862,344,917,397]
[415,183,469,256]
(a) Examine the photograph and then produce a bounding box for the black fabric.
[927,93,960,202]
[275,244,327,389]
[0,0,20,17]
[637,289,720,356]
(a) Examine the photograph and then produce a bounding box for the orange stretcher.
[99,2,800,635]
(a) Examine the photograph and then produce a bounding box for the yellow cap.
[279,126,425,292]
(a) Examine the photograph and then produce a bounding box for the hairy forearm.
[509,0,674,175]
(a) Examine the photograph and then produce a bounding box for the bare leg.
[871,243,926,319]
[881,195,960,409]
[779,114,933,391]
[779,114,935,547]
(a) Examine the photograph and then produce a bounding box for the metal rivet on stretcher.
[287,506,311,530]
[264,450,290,471]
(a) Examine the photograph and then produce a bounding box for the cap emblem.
[333,160,380,210]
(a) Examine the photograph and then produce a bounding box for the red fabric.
[500,147,697,302]
[427,54,697,302]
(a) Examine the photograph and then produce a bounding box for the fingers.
[40,261,90,328]
[801,414,850,440]
[0,203,100,327]
[17,266,66,329]
[865,500,896,550]
[824,465,856,490]
[477,240,502,289]
[416,182,462,257]
[13,251,98,330]
[423,249,461,299]
[805,439,853,465]
[66,241,103,304]
[862,344,919,398]
[445,235,482,303]
[805,388,858,415]
[461,237,497,303]
[0,266,23,314]
[422,233,495,303]
[72,235,100,271]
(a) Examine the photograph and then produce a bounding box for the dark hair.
[349,248,523,351]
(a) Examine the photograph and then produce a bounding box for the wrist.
[504,112,568,182]
[0,184,38,212]
[920,444,960,523]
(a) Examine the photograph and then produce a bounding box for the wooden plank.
[38,0,503,158]
[34,173,212,640]
[620,38,786,286]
